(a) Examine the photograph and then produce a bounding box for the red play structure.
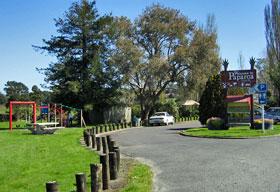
[9,101,36,130]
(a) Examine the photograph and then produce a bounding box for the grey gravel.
[112,121,280,192]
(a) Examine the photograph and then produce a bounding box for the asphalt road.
[112,121,280,192]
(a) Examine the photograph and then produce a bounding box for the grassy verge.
[121,163,153,192]
[0,128,99,192]
[182,125,280,138]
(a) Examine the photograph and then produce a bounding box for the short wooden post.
[96,137,102,152]
[91,134,96,149]
[102,137,109,155]
[112,124,115,131]
[92,127,96,135]
[109,140,116,152]
[75,173,87,192]
[113,146,120,172]
[96,126,99,134]
[104,124,108,132]
[100,154,109,190]
[106,135,111,149]
[46,181,59,192]
[109,152,118,180]
[100,125,103,133]
[90,164,101,192]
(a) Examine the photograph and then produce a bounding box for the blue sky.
[0,0,269,92]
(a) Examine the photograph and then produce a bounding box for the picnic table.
[27,122,64,135]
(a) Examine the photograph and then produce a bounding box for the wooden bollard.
[104,125,108,132]
[113,146,120,172]
[91,134,96,149]
[100,154,109,190]
[87,132,92,147]
[109,140,116,152]
[109,152,118,180]
[46,181,59,192]
[106,135,111,150]
[75,173,87,192]
[100,125,103,133]
[101,137,109,155]
[90,164,101,192]
[95,126,99,134]
[83,130,87,142]
[96,137,101,152]
[92,127,96,135]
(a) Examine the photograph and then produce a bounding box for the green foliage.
[265,0,280,105]
[35,0,121,114]
[4,81,29,102]
[206,117,227,130]
[132,104,141,117]
[112,4,207,120]
[199,75,226,125]
[0,92,6,105]
[157,99,179,117]
[178,14,221,102]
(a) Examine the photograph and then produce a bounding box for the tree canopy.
[265,0,280,105]
[112,5,221,120]
[4,81,29,102]
[35,0,121,115]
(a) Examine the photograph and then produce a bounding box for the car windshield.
[154,112,166,116]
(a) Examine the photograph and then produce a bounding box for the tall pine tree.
[35,0,120,119]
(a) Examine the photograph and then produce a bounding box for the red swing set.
[9,101,37,130]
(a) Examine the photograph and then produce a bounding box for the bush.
[252,119,274,130]
[206,117,227,130]
[199,75,226,125]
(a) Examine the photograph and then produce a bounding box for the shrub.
[199,75,226,125]
[252,119,274,130]
[206,117,227,130]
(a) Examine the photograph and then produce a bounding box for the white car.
[149,112,174,126]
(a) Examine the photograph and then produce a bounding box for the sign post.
[257,84,268,133]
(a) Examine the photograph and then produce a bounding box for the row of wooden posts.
[175,115,199,123]
[45,127,122,192]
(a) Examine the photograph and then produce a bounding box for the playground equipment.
[9,101,86,130]
[9,101,36,130]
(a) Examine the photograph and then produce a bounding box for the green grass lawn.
[0,120,28,130]
[121,164,153,192]
[182,125,280,138]
[0,127,153,192]
[0,128,99,192]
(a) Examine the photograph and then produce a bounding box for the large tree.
[180,14,221,101]
[265,0,280,105]
[112,5,220,120]
[4,81,29,102]
[35,0,120,118]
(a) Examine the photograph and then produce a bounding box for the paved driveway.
[112,121,280,192]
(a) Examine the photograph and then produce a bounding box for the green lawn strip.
[0,120,28,130]
[121,163,153,192]
[182,125,280,138]
[0,128,99,192]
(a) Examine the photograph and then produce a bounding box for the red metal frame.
[9,101,36,130]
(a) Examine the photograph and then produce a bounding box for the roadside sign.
[256,83,267,93]
[259,92,267,104]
